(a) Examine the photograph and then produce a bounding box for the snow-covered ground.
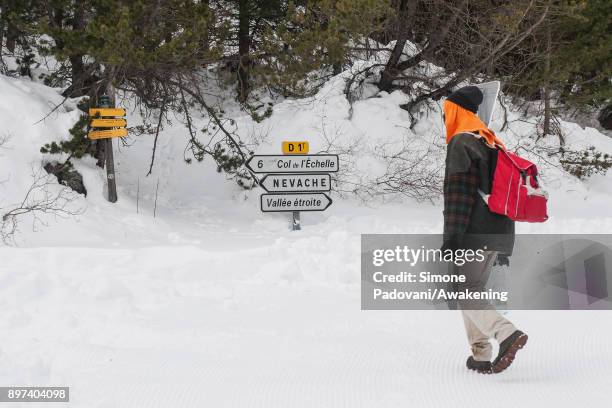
[1,68,611,407]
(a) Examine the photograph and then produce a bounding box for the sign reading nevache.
[260,174,331,192]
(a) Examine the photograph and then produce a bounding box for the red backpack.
[479,145,549,223]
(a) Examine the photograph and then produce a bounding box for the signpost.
[252,142,336,230]
[88,90,127,203]
[87,107,127,141]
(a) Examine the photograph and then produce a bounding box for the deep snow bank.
[1,61,612,247]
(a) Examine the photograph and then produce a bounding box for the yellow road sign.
[88,128,128,140]
[89,108,126,117]
[90,118,127,128]
[282,141,309,154]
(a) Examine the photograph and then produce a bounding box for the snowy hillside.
[1,68,612,408]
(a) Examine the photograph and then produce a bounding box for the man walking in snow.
[442,86,528,374]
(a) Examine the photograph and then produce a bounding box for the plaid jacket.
[442,133,515,254]
[443,163,479,250]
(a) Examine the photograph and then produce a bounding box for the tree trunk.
[379,40,406,92]
[67,2,86,96]
[68,55,85,96]
[0,5,5,53]
[5,19,18,53]
[3,0,20,53]
[94,87,106,168]
[333,62,342,76]
[200,0,211,63]
[95,139,106,168]
[237,0,251,103]
[542,22,552,140]
[395,0,466,73]
[378,0,418,92]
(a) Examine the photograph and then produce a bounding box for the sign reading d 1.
[246,154,338,174]
[282,141,309,154]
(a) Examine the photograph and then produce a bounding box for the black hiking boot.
[466,356,492,374]
[492,330,528,373]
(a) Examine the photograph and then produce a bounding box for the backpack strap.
[463,131,502,150]
[465,132,495,205]
[459,132,500,205]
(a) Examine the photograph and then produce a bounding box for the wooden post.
[105,138,117,203]
[100,84,118,203]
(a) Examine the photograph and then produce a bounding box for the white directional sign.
[260,193,332,212]
[246,154,339,173]
[260,174,331,193]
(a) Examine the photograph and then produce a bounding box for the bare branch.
[1,166,83,245]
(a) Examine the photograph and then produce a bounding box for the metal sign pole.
[283,145,301,231]
[292,211,301,231]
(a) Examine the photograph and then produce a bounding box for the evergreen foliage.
[0,0,610,184]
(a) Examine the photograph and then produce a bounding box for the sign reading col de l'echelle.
[246,154,339,174]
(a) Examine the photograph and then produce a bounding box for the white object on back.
[475,81,501,127]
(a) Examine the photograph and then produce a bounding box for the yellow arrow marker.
[88,128,128,140]
[90,118,127,128]
[89,108,126,117]
[282,141,309,154]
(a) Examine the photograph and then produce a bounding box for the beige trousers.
[456,251,517,361]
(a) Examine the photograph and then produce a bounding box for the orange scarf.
[443,100,505,149]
